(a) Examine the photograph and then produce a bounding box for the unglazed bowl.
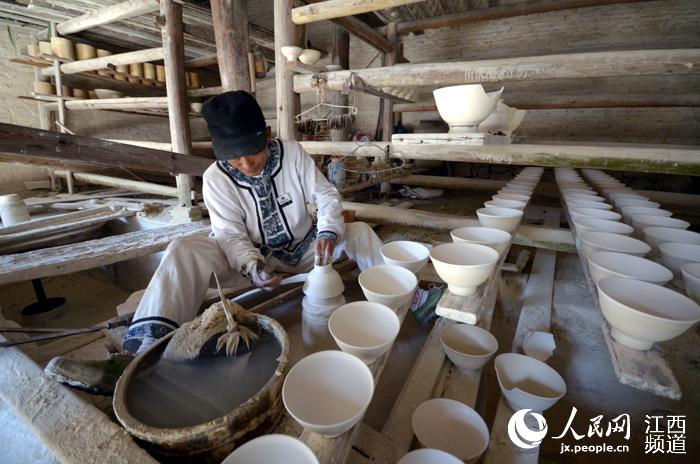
[430,243,499,296]
[380,241,430,274]
[579,231,651,257]
[476,207,523,233]
[494,353,566,412]
[587,251,673,285]
[440,323,498,372]
[450,226,512,257]
[358,264,418,310]
[433,84,502,133]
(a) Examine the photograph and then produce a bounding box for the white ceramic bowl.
[643,227,700,257]
[281,46,303,61]
[430,243,499,296]
[494,353,566,412]
[659,242,700,283]
[303,263,345,299]
[587,251,673,285]
[299,49,321,65]
[504,183,534,192]
[681,263,700,303]
[597,277,700,350]
[479,101,516,133]
[631,215,690,235]
[493,193,529,204]
[412,398,489,462]
[567,200,612,210]
[484,199,526,210]
[613,198,660,209]
[569,207,622,222]
[620,206,672,223]
[221,435,318,464]
[565,193,605,203]
[573,217,633,236]
[579,231,651,257]
[397,449,462,464]
[328,301,400,364]
[283,351,374,437]
[450,226,512,256]
[440,323,498,371]
[433,85,502,132]
[476,207,523,233]
[358,264,418,310]
[608,192,646,202]
[498,188,532,197]
[94,88,124,99]
[380,241,430,274]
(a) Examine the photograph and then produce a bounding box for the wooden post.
[160,0,194,209]
[210,0,252,92]
[274,0,297,139]
[380,22,398,193]
[330,25,350,142]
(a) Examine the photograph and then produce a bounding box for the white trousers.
[123,222,384,352]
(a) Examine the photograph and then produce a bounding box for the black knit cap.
[202,91,267,161]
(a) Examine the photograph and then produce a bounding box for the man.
[122,91,385,353]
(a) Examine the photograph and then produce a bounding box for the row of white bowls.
[555,168,700,350]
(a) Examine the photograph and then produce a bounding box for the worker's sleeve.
[296,143,345,243]
[203,175,262,274]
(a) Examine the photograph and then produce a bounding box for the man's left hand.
[315,238,336,266]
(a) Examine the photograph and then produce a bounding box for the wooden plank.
[64,97,169,111]
[391,174,506,191]
[332,15,395,52]
[0,221,211,286]
[292,0,426,24]
[342,202,576,253]
[41,47,164,77]
[558,184,681,399]
[380,0,650,34]
[298,303,411,464]
[301,140,700,176]
[0,123,212,176]
[211,0,252,92]
[294,49,700,92]
[0,333,158,463]
[56,0,160,35]
[483,210,559,464]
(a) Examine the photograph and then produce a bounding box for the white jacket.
[202,138,344,273]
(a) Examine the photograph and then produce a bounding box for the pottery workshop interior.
[0,0,699,463]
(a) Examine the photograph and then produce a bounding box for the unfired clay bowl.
[620,206,671,223]
[380,241,430,274]
[358,265,418,310]
[572,217,633,236]
[328,301,400,364]
[567,200,613,211]
[569,207,621,222]
[433,85,502,133]
[412,398,489,462]
[498,188,532,198]
[476,207,523,233]
[94,88,124,99]
[221,434,318,464]
[493,193,529,204]
[430,243,499,296]
[299,49,321,65]
[494,353,566,412]
[579,231,651,257]
[659,242,700,286]
[450,226,512,257]
[643,227,700,257]
[440,323,498,371]
[613,198,660,209]
[681,263,700,303]
[596,277,700,350]
[587,251,673,285]
[303,263,344,299]
[397,449,462,464]
[484,199,526,211]
[282,350,374,437]
[631,215,690,236]
[565,193,605,203]
[281,46,303,61]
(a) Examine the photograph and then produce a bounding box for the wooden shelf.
[18,96,202,119]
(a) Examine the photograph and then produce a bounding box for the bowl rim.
[643,226,700,242]
[493,353,566,399]
[430,242,499,267]
[450,226,512,244]
[221,434,319,464]
[631,215,690,228]
[439,323,498,359]
[681,262,700,280]
[579,231,651,254]
[358,264,418,297]
[380,240,430,263]
[587,251,673,282]
[476,206,524,218]
[659,241,700,259]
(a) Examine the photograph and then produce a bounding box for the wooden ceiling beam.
[292,0,427,25]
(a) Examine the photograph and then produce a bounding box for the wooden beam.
[161,0,194,207]
[332,15,395,52]
[58,171,179,197]
[64,97,169,111]
[41,47,164,76]
[0,123,211,176]
[391,174,505,190]
[379,0,650,35]
[56,0,160,36]
[185,53,218,68]
[0,334,158,463]
[381,22,398,141]
[211,0,252,92]
[0,221,211,286]
[292,0,426,25]
[342,202,576,252]
[300,140,700,176]
[294,49,700,92]
[274,0,298,139]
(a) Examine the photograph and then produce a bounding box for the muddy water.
[127,332,281,428]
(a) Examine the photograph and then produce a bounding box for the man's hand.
[315,238,336,266]
[246,259,281,292]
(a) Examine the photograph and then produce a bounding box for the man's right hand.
[247,259,281,292]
